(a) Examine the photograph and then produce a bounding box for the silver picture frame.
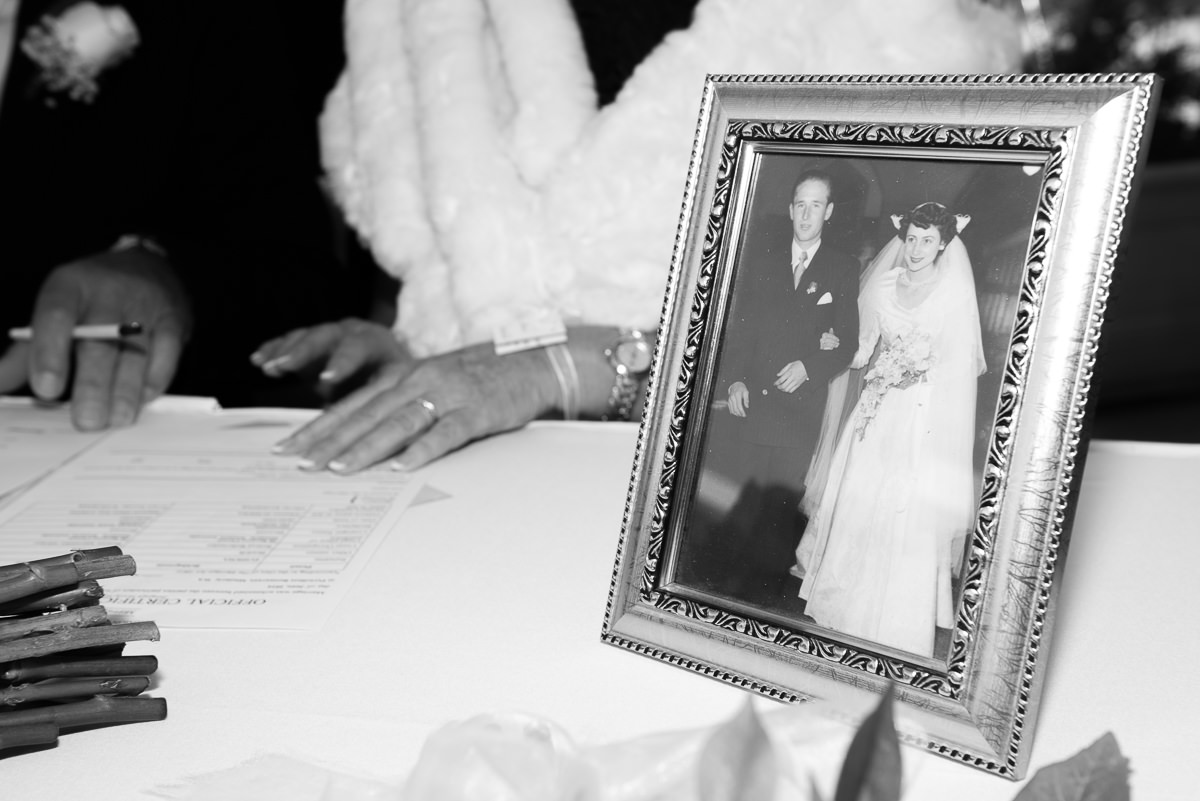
[602,74,1158,780]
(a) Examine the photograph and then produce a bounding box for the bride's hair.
[898,201,959,245]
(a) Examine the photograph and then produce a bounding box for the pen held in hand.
[6,322,144,342]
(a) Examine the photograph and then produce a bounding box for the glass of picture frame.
[602,73,1158,780]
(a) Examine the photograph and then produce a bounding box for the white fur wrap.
[322,0,1022,356]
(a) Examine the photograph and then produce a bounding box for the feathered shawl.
[322,0,1022,356]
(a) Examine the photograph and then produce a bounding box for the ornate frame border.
[602,74,1158,780]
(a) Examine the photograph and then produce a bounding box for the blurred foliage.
[812,685,1129,801]
[1031,0,1200,159]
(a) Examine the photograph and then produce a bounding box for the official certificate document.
[0,398,108,501]
[0,405,423,629]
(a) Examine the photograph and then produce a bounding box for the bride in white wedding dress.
[795,202,986,658]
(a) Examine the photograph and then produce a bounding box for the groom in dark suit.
[715,167,859,590]
[0,0,360,427]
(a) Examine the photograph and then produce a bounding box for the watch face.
[617,338,652,372]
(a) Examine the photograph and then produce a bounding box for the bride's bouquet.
[855,330,935,440]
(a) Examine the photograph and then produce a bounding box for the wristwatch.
[602,328,653,422]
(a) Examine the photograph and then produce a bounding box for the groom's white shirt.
[791,237,822,282]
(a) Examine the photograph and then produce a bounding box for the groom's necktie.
[792,248,808,290]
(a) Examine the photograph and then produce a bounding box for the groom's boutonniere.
[21,2,140,106]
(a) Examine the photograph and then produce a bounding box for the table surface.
[2,423,1195,800]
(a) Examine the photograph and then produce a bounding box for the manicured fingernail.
[111,404,136,428]
[262,356,291,374]
[390,460,408,472]
[75,409,104,431]
[318,368,337,382]
[328,460,348,473]
[32,371,59,398]
[273,435,300,454]
[297,458,317,470]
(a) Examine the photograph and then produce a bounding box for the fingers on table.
[290,392,449,474]
[389,409,470,471]
[26,307,79,399]
[332,398,450,473]
[273,370,404,456]
[253,325,338,375]
[108,344,151,427]
[67,340,130,431]
[143,325,185,405]
[319,333,385,383]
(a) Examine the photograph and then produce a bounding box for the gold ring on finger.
[416,398,439,426]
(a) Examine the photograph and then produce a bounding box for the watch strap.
[602,328,648,422]
[603,364,640,422]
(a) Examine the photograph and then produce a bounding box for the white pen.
[6,322,144,341]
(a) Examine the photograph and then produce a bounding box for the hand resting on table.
[255,319,566,473]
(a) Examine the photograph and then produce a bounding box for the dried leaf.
[1013,732,1130,801]
[697,698,779,801]
[833,684,902,801]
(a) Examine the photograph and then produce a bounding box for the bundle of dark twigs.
[0,547,166,753]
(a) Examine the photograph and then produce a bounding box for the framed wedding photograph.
[602,74,1159,779]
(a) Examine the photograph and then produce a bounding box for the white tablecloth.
[2,424,1194,799]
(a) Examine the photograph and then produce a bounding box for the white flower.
[855,330,936,440]
[56,3,137,68]
[21,2,139,104]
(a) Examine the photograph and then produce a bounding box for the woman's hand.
[272,342,559,473]
[819,328,840,351]
[251,319,409,386]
